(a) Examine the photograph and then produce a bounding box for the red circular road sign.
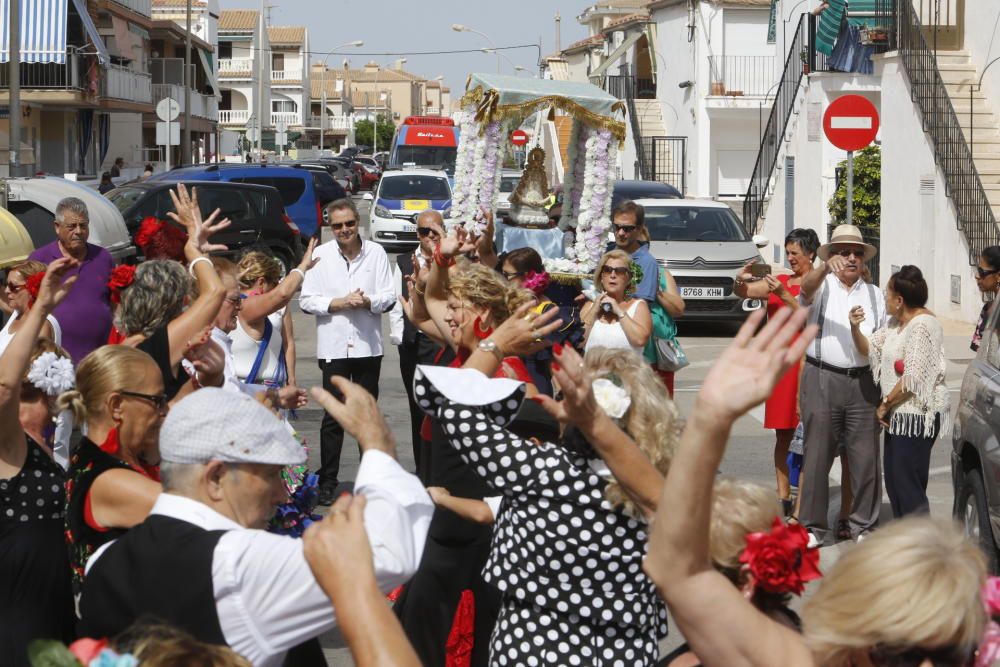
[510,129,529,146]
[823,94,880,151]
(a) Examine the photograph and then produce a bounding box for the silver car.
[634,198,766,322]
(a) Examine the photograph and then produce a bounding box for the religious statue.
[509,146,552,227]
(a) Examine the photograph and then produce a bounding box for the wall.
[652,3,700,192]
[962,2,1000,109]
[38,111,68,175]
[104,113,144,169]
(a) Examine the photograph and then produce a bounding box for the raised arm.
[240,237,318,323]
[733,262,774,300]
[644,308,818,667]
[422,228,477,351]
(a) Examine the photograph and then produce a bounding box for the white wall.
[723,8,774,56]
[104,113,144,170]
[962,3,1000,108]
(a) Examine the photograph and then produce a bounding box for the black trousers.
[318,355,382,487]
[398,335,440,474]
[883,416,940,519]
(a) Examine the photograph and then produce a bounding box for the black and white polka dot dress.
[0,438,75,666]
[414,366,668,667]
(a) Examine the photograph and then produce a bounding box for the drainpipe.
[9,0,20,177]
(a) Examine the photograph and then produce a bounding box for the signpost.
[822,94,879,226]
[275,121,288,157]
[510,129,529,146]
[156,97,181,171]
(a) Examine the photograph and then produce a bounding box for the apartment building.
[349,61,423,125]
[308,63,353,151]
[267,25,310,148]
[217,8,270,156]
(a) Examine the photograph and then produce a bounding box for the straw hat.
[817,224,878,262]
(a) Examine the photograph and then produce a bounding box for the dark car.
[288,164,348,203]
[296,160,354,194]
[108,181,304,272]
[547,179,683,222]
[338,145,370,159]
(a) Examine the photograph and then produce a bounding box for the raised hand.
[764,275,784,294]
[167,184,231,253]
[277,385,308,409]
[533,343,601,430]
[302,493,374,600]
[310,378,396,457]
[737,260,757,283]
[298,237,321,273]
[439,226,477,259]
[489,302,563,356]
[34,257,80,313]
[849,305,866,329]
[825,254,850,276]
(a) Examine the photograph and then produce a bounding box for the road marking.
[830,116,873,129]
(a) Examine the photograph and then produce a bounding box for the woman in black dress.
[412,344,680,665]
[0,259,79,666]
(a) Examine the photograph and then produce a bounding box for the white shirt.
[0,310,62,357]
[182,328,270,399]
[300,239,396,361]
[87,450,433,667]
[389,252,431,346]
[804,273,886,368]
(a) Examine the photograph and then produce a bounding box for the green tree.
[354,115,396,150]
[828,145,881,228]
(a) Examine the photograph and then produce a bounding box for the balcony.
[271,70,301,82]
[219,58,254,77]
[219,109,251,125]
[103,0,152,17]
[152,84,218,120]
[271,111,299,127]
[602,75,656,100]
[307,114,353,131]
[707,55,778,97]
[0,52,82,90]
[103,64,152,104]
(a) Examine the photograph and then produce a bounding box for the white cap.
[160,388,306,466]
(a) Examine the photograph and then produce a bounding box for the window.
[219,42,232,59]
[272,53,284,71]
[236,177,306,207]
[379,176,451,200]
[272,100,297,113]
[643,206,751,242]
[499,176,520,193]
[196,187,255,222]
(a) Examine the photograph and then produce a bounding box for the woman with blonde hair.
[62,344,165,594]
[641,307,987,667]
[0,259,61,355]
[582,248,652,356]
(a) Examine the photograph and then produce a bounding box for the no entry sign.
[510,129,529,146]
[823,95,879,151]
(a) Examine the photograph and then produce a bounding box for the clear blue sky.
[218,0,596,95]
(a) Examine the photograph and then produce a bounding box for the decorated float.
[449,73,626,282]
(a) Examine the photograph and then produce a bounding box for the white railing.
[152,84,218,120]
[308,114,353,130]
[272,70,301,81]
[107,0,152,17]
[219,109,251,125]
[219,58,254,75]
[103,64,152,104]
[271,111,299,127]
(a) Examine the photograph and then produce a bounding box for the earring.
[473,316,493,340]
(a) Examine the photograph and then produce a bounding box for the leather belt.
[805,356,870,378]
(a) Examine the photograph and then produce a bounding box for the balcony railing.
[271,111,299,127]
[307,114,354,130]
[105,0,151,17]
[103,64,152,104]
[602,75,656,100]
[0,52,82,89]
[271,70,301,81]
[219,109,251,125]
[708,55,777,97]
[219,58,253,75]
[153,84,219,120]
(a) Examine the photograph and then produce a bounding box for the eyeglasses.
[225,294,246,306]
[868,644,976,667]
[601,266,630,277]
[417,227,439,237]
[502,271,522,281]
[2,280,25,292]
[331,219,358,231]
[613,224,637,234]
[977,267,999,279]
[837,249,867,258]
[118,390,169,412]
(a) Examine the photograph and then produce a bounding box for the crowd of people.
[1,185,998,667]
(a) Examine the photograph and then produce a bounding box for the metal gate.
[640,136,686,194]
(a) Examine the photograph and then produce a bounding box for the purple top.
[29,241,113,363]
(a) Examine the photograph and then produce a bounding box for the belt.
[805,357,870,377]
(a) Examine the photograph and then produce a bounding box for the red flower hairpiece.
[135,216,164,248]
[739,517,822,595]
[136,216,188,261]
[24,272,43,306]
[522,270,551,295]
[107,264,136,305]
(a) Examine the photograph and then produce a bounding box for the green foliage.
[27,640,81,667]
[828,145,881,229]
[354,116,396,150]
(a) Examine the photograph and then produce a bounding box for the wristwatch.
[478,338,505,362]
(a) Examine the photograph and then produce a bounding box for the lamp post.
[481,48,525,75]
[452,23,500,73]
[318,40,364,153]
[372,59,404,153]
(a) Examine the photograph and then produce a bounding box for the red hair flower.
[522,270,551,295]
[135,216,164,248]
[739,517,822,595]
[68,637,109,664]
[107,264,136,305]
[136,216,187,261]
[25,272,43,305]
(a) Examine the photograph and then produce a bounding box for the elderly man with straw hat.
[78,385,433,667]
[797,224,886,547]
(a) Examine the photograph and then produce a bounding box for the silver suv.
[634,198,766,322]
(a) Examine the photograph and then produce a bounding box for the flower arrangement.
[521,270,551,296]
[978,577,1000,667]
[27,351,75,396]
[450,112,508,235]
[268,430,321,538]
[558,120,585,231]
[106,265,136,305]
[28,638,137,667]
[739,517,821,595]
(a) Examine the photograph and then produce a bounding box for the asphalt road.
[296,196,973,665]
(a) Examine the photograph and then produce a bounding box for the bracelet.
[433,247,456,268]
[288,268,305,280]
[413,285,425,297]
[188,256,212,277]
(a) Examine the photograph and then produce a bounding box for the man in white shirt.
[300,198,395,504]
[78,384,432,667]
[798,224,886,546]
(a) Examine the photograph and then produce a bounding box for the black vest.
[79,514,228,644]
[396,252,421,346]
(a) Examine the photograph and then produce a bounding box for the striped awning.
[0,0,68,64]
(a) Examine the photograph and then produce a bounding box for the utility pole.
[555,11,561,53]
[9,0,21,176]
[182,0,192,164]
[255,0,265,160]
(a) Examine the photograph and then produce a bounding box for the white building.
[267,26,310,151]
[217,9,271,157]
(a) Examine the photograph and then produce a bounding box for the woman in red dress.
[735,229,819,515]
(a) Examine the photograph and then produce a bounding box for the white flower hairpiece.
[26,352,75,396]
[592,377,631,420]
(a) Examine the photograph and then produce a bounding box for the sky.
[218,0,599,95]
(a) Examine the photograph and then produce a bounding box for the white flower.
[592,378,631,419]
[26,352,75,396]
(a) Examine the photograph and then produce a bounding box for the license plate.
[681,286,725,299]
[402,199,429,210]
[402,223,416,232]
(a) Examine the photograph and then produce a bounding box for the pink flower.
[69,637,109,664]
[982,576,1000,616]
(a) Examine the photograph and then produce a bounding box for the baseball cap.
[160,388,305,466]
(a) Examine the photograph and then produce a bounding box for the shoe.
[856,531,871,543]
[317,484,338,506]
[807,531,821,549]
[836,519,852,541]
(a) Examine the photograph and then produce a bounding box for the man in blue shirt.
[609,200,659,304]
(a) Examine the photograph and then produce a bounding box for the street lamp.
[372,58,405,154]
[452,23,500,73]
[319,40,364,153]
[481,48,524,75]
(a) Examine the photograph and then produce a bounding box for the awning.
[198,48,220,97]
[0,0,69,64]
[589,31,643,80]
[69,0,109,64]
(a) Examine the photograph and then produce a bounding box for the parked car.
[108,181,303,272]
[148,164,330,238]
[5,176,136,262]
[326,157,361,192]
[365,168,452,251]
[495,170,522,222]
[633,198,766,322]
[299,160,354,193]
[353,155,382,173]
[288,164,348,202]
[338,145,370,159]
[953,299,1000,571]
[372,151,389,170]
[353,162,381,191]
[546,180,682,222]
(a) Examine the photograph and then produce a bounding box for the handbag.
[654,336,690,372]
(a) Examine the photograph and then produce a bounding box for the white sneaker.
[856,531,871,543]
[807,531,820,549]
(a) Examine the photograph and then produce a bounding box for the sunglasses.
[601,266,630,277]
[331,219,358,231]
[118,390,169,412]
[977,267,999,279]
[502,271,522,281]
[868,644,976,667]
[417,227,439,237]
[613,224,637,234]
[2,280,25,292]
[837,249,867,258]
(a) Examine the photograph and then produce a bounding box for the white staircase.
[633,99,668,137]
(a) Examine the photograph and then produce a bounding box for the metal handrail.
[894,0,998,263]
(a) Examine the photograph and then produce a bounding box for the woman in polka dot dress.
[0,260,79,667]
[413,345,681,666]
